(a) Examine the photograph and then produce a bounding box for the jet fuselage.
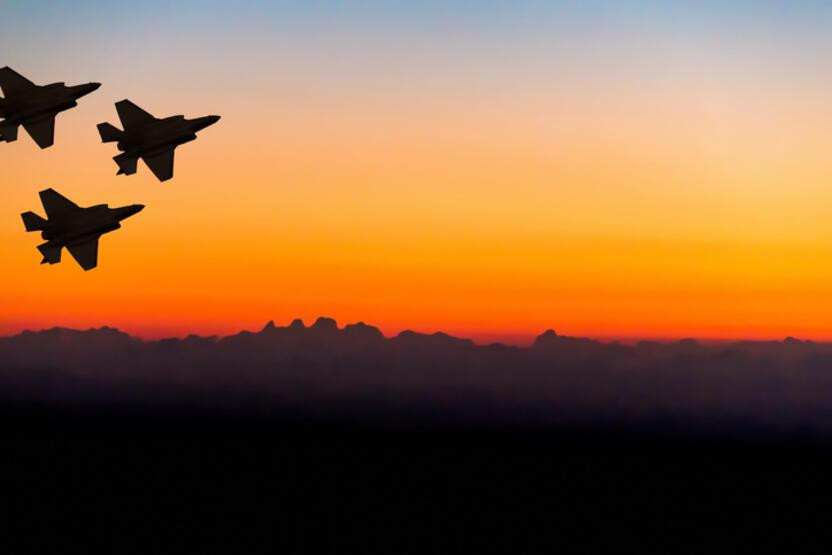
[22,189,144,271]
[2,82,99,125]
[98,99,219,181]
[40,204,143,248]
[115,115,218,158]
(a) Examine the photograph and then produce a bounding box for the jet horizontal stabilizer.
[0,123,18,142]
[37,243,61,265]
[21,211,47,231]
[114,154,138,175]
[97,122,123,143]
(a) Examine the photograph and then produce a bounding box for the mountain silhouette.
[4,317,832,553]
[3,317,832,440]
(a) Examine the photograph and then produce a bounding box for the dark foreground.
[4,320,832,550]
[4,404,832,553]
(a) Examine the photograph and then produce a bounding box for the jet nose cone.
[121,204,144,218]
[75,82,101,98]
[193,115,221,131]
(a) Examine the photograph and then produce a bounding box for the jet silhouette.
[21,189,144,271]
[97,100,220,182]
[0,67,100,148]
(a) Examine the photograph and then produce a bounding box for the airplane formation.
[1,67,220,270]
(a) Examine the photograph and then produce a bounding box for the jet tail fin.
[37,243,61,265]
[21,211,47,231]
[97,122,123,143]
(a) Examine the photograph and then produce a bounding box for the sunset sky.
[4,1,832,343]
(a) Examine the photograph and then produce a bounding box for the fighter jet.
[0,67,100,148]
[21,189,144,271]
[97,100,220,182]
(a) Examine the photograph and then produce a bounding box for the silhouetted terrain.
[6,318,832,551]
[4,317,832,442]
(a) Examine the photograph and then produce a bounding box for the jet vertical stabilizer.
[0,122,19,142]
[37,243,62,265]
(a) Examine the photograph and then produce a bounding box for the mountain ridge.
[2,316,832,438]
[0,317,819,347]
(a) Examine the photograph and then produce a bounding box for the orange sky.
[4,2,832,343]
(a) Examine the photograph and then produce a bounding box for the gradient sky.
[4,1,832,342]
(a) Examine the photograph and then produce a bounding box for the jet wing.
[0,67,36,97]
[66,237,100,271]
[23,117,56,149]
[143,149,175,182]
[40,188,80,218]
[115,99,155,128]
